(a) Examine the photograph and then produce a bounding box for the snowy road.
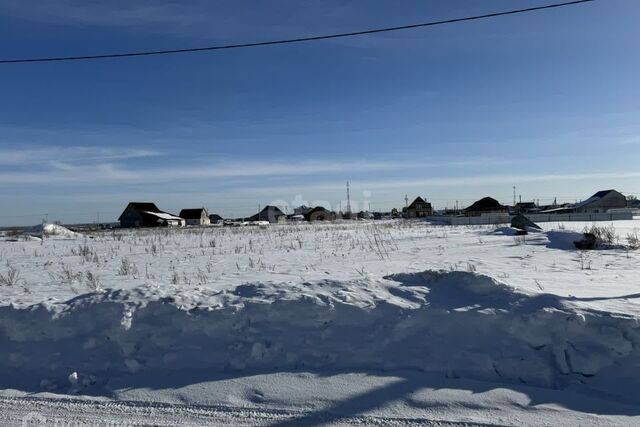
[3,371,637,426]
[1,395,497,427]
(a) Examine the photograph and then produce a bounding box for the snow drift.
[1,270,638,394]
[23,223,76,238]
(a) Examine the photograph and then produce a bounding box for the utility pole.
[346,181,352,216]
[513,186,516,207]
[404,194,408,209]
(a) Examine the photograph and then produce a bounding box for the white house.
[179,208,210,226]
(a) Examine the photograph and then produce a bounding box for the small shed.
[179,208,210,226]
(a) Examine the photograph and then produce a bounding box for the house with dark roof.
[540,190,628,214]
[179,208,210,226]
[407,197,433,218]
[294,205,313,216]
[208,214,224,224]
[118,202,185,228]
[513,202,540,214]
[248,206,286,223]
[464,197,508,217]
[572,190,627,213]
[304,206,336,222]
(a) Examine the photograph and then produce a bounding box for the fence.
[523,212,633,222]
[424,214,510,225]
[425,211,634,226]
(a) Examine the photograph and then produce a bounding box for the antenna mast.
[346,181,352,214]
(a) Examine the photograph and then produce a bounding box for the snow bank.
[23,223,76,238]
[1,271,639,394]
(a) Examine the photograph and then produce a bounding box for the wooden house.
[407,197,433,218]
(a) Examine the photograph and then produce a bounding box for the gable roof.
[408,197,432,209]
[465,197,506,212]
[179,208,207,219]
[309,206,330,214]
[143,211,183,221]
[248,205,286,221]
[574,189,624,209]
[209,214,223,221]
[118,202,161,221]
[591,189,617,199]
[127,202,160,212]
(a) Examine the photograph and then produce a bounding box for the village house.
[572,190,627,213]
[118,202,185,228]
[294,205,313,216]
[407,197,433,218]
[541,190,628,214]
[304,206,337,222]
[464,197,508,217]
[248,206,286,223]
[208,214,224,224]
[179,208,210,226]
[513,202,540,214]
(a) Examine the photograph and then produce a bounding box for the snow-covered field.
[1,219,640,426]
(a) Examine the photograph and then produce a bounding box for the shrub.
[627,229,640,250]
[583,224,618,247]
[0,265,24,286]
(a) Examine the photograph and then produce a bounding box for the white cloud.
[0,155,517,186]
[0,146,160,166]
[229,171,640,195]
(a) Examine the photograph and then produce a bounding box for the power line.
[0,0,594,64]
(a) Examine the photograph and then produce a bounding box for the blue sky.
[1,0,639,225]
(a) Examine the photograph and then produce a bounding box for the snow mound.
[544,229,586,250]
[23,223,77,238]
[1,271,638,396]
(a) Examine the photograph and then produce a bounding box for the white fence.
[424,214,510,225]
[523,212,633,222]
[425,211,634,226]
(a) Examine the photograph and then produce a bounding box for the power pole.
[513,186,516,206]
[404,194,408,209]
[346,181,352,215]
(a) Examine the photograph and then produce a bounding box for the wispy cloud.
[0,146,160,166]
[230,171,640,195]
[0,150,514,185]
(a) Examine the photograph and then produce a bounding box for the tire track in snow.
[0,395,502,426]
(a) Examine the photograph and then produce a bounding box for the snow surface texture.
[2,220,640,424]
[1,269,639,393]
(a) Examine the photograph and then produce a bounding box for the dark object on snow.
[515,229,528,236]
[510,214,542,231]
[574,233,596,250]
